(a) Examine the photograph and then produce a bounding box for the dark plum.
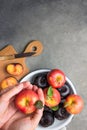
[58,83,72,99]
[39,111,54,127]
[32,73,49,89]
[54,107,70,120]
[44,105,53,113]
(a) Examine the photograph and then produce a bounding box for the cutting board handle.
[24,40,43,56]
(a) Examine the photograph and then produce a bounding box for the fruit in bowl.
[54,102,70,120]
[58,82,73,99]
[64,94,84,114]
[39,111,54,127]
[43,86,61,107]
[20,69,84,130]
[47,69,66,88]
[32,73,49,89]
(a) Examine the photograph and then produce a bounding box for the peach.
[0,76,18,90]
[6,63,23,76]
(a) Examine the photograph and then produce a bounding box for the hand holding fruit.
[1,81,44,130]
[0,82,28,128]
[15,88,44,114]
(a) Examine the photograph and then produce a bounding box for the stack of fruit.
[14,69,84,128]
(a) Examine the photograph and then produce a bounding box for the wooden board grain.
[0,45,29,82]
[0,40,43,92]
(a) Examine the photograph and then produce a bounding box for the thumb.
[31,108,44,125]
[1,83,24,101]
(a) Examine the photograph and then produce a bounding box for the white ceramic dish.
[20,69,77,130]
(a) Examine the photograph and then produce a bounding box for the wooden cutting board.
[0,41,43,83]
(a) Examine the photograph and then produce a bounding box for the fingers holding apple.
[15,85,44,114]
[64,94,84,114]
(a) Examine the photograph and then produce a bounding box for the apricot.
[0,77,18,90]
[6,63,23,76]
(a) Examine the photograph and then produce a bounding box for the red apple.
[15,89,42,114]
[43,86,61,107]
[64,94,84,114]
[47,69,66,88]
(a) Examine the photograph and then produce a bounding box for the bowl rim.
[20,68,77,130]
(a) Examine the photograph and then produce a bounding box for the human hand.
[0,81,35,128]
[2,82,44,130]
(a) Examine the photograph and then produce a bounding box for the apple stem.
[34,100,43,109]
[64,102,70,108]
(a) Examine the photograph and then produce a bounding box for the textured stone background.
[0,0,87,129]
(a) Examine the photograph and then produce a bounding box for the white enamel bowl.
[20,69,77,130]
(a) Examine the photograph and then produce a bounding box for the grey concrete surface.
[0,0,87,130]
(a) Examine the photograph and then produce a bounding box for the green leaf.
[34,100,43,109]
[51,106,59,111]
[47,86,53,97]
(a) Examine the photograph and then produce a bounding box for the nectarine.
[64,94,84,114]
[15,89,43,114]
[0,76,18,90]
[6,63,23,76]
[44,86,61,107]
